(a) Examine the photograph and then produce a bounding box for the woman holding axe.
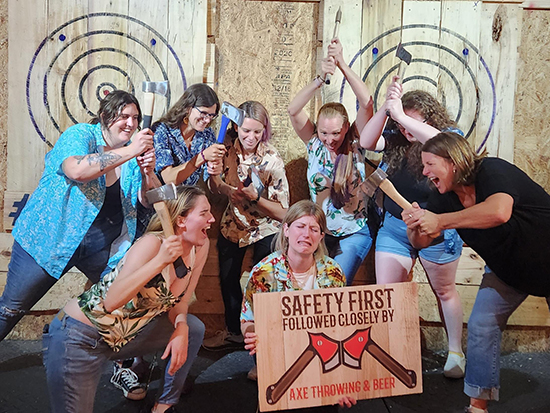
[0,90,156,342]
[359,80,465,378]
[153,83,226,186]
[240,200,355,408]
[43,185,213,413]
[288,38,374,285]
[204,101,290,353]
[403,132,550,413]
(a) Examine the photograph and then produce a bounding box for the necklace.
[288,261,317,290]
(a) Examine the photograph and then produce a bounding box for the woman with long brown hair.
[288,39,374,285]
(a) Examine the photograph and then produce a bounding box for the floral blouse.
[240,251,345,324]
[220,139,289,247]
[154,122,216,185]
[78,248,194,351]
[307,136,368,237]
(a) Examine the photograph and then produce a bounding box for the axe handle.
[142,92,155,130]
[397,62,407,83]
[379,179,413,210]
[266,347,316,405]
[366,339,417,389]
[152,201,184,269]
[217,115,231,144]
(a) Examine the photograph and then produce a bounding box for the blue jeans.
[325,224,373,285]
[464,271,550,400]
[0,215,121,341]
[43,311,205,413]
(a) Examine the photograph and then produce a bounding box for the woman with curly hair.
[360,78,465,378]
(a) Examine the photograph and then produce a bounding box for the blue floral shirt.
[13,123,142,279]
[154,123,216,185]
[307,136,369,237]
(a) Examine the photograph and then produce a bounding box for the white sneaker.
[444,351,466,378]
[202,329,244,351]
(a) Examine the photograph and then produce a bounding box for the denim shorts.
[376,212,462,264]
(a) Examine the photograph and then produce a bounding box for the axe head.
[146,183,177,204]
[142,80,169,97]
[361,168,388,197]
[221,101,245,127]
[396,43,412,65]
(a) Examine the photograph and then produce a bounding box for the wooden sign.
[254,283,422,411]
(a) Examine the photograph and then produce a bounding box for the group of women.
[1,36,548,413]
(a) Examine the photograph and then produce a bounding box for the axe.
[146,183,189,279]
[361,168,412,211]
[324,7,342,85]
[385,43,412,117]
[142,81,169,130]
[216,101,245,144]
[266,328,416,405]
[395,43,412,81]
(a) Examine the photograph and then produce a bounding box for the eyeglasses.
[194,107,218,120]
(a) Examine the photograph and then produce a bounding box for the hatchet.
[142,81,168,130]
[146,183,189,279]
[361,168,412,211]
[324,7,342,85]
[216,101,245,144]
[385,43,412,116]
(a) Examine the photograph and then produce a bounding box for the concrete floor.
[1,340,550,413]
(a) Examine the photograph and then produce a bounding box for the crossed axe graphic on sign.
[266,327,417,405]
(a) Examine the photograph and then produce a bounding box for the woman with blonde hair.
[204,101,290,350]
[288,39,374,285]
[240,200,355,407]
[360,79,465,378]
[43,186,214,413]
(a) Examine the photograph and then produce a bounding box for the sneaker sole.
[122,388,147,401]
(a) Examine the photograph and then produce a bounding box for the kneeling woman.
[43,186,213,413]
[240,200,355,408]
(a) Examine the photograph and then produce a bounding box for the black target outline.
[342,24,496,151]
[27,12,186,147]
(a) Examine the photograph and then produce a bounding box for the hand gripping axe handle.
[324,7,342,85]
[145,183,187,279]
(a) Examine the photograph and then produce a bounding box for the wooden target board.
[7,0,207,195]
[254,283,422,411]
[322,0,520,162]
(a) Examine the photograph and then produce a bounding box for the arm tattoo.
[75,153,123,171]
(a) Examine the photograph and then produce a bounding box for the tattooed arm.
[62,129,154,183]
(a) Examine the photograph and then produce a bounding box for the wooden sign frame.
[254,283,422,411]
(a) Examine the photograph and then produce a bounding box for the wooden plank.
[255,283,422,411]
[521,1,550,8]
[3,191,32,231]
[7,0,49,192]
[418,283,550,326]
[478,2,521,161]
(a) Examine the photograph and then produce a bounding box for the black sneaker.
[111,362,147,401]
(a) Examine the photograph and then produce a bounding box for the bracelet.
[200,149,207,164]
[313,75,325,88]
[174,314,188,328]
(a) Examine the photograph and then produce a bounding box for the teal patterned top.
[240,251,345,324]
[13,123,142,279]
[78,250,192,352]
[307,136,368,237]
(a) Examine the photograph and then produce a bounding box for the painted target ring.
[342,24,496,152]
[27,13,187,147]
